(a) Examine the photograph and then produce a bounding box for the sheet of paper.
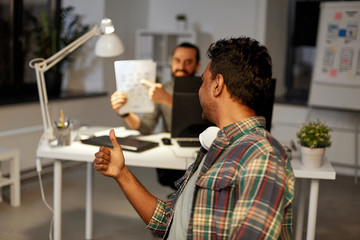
[114,60,157,114]
[94,127,140,138]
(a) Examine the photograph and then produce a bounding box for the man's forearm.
[123,113,141,130]
[115,166,158,224]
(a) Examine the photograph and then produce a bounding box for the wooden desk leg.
[295,178,307,240]
[306,179,320,240]
[85,162,94,240]
[54,159,62,240]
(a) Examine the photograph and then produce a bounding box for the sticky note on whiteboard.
[334,12,342,20]
[329,69,337,77]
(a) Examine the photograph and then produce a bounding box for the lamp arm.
[34,67,52,140]
[38,25,100,73]
[29,24,100,141]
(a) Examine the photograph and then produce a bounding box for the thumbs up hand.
[93,129,125,179]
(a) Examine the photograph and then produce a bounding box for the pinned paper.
[327,23,339,39]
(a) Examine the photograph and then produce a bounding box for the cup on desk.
[54,119,72,146]
[55,127,71,146]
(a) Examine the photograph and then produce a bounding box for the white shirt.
[167,126,220,239]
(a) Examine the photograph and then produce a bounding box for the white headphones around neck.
[199,126,220,150]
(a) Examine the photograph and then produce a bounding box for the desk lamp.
[29,18,124,142]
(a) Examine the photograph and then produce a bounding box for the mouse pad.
[81,135,159,152]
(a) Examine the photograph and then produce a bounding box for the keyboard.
[177,140,201,148]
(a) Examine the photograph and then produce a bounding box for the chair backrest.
[257,78,276,132]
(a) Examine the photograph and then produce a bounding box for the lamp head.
[100,18,115,34]
[95,18,124,57]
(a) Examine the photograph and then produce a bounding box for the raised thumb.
[109,129,120,149]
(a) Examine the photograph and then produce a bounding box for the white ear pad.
[199,126,220,150]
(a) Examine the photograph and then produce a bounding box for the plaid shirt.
[147,117,295,239]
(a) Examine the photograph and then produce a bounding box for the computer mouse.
[161,137,172,145]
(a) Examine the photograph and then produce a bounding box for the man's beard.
[172,69,196,77]
[200,103,214,124]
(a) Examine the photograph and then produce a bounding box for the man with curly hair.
[94,36,294,239]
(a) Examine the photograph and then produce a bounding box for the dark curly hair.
[207,37,272,114]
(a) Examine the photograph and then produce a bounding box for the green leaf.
[296,119,332,148]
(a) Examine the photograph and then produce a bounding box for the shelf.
[135,29,196,82]
[0,176,12,188]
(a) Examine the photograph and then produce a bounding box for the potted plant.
[296,119,332,168]
[29,6,90,96]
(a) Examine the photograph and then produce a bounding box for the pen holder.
[55,127,71,146]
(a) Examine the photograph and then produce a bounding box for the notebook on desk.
[171,76,214,148]
[81,135,159,152]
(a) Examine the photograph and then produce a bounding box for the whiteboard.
[308,2,360,111]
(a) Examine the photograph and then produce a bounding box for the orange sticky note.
[335,12,342,20]
[329,69,337,77]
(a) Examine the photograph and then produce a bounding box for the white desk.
[36,128,198,240]
[36,127,336,240]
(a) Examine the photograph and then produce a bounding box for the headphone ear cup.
[199,126,220,150]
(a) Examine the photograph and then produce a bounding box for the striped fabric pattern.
[147,117,295,239]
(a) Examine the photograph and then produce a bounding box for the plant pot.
[300,146,325,168]
[176,20,187,31]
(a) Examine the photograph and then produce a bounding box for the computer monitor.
[171,76,213,140]
[171,77,275,141]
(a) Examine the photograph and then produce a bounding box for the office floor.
[0,163,360,240]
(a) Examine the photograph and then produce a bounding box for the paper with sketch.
[114,60,157,114]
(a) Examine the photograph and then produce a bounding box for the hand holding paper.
[110,91,128,113]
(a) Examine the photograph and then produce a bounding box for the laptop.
[81,135,159,152]
[171,76,214,147]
